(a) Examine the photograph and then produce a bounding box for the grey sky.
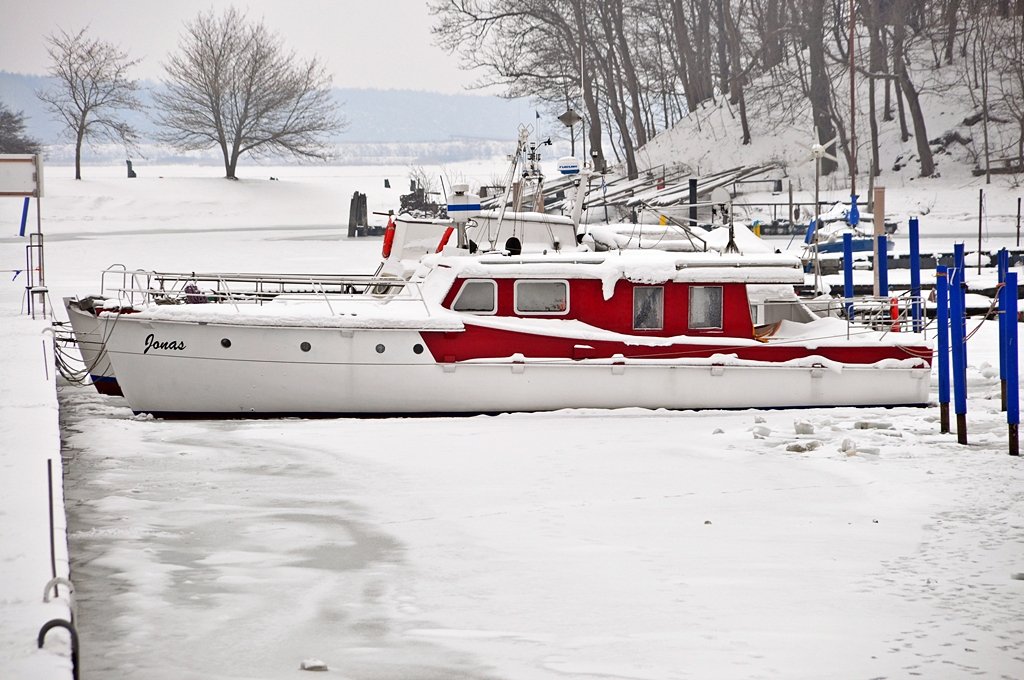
[0,0,478,94]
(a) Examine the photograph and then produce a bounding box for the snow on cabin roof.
[425,249,804,298]
[474,209,575,226]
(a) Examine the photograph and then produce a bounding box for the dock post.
[843,233,854,320]
[909,217,922,332]
[951,245,968,445]
[689,178,698,227]
[1006,272,1019,456]
[877,234,889,298]
[936,266,950,434]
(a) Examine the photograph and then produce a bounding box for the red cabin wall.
[441,277,754,338]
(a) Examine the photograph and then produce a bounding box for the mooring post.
[936,266,951,434]
[877,234,889,297]
[843,232,854,320]
[999,248,1009,411]
[688,178,698,227]
[951,245,968,445]
[1006,272,1019,456]
[909,217,922,331]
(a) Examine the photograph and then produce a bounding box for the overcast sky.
[0,0,479,94]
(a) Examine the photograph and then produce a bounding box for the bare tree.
[37,28,142,180]
[155,7,345,179]
[0,101,42,154]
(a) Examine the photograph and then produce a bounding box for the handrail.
[97,268,428,311]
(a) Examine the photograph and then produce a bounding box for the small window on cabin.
[514,280,568,315]
[633,286,664,330]
[452,280,497,314]
[689,286,723,330]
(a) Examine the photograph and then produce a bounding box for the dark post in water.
[998,248,1009,411]
[936,266,951,434]
[1005,272,1019,456]
[843,233,854,320]
[876,234,889,298]
[951,244,968,444]
[909,217,922,332]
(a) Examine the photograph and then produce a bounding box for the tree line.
[0,7,344,180]
[431,0,1024,181]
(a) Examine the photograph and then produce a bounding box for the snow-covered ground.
[2,163,1024,679]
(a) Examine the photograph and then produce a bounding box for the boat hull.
[63,297,122,396]
[102,317,931,415]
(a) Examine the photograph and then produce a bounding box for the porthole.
[413,343,424,354]
[221,338,231,348]
[375,343,386,354]
[300,341,311,352]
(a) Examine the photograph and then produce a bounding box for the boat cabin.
[433,251,807,341]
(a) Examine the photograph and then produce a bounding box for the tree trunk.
[724,1,750,144]
[895,78,910,142]
[943,0,962,65]
[74,123,84,180]
[595,47,638,178]
[608,3,648,148]
[866,0,883,176]
[805,0,838,175]
[882,30,893,121]
[568,0,605,170]
[762,0,784,69]
[715,0,732,102]
[893,8,934,177]
[670,0,698,111]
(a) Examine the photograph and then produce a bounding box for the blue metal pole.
[19,197,30,237]
[999,248,1009,410]
[936,265,951,433]
[877,234,889,297]
[1006,272,1019,456]
[950,256,968,444]
[909,217,922,332]
[843,232,854,320]
[954,241,968,346]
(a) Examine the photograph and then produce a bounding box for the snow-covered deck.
[0,290,73,679]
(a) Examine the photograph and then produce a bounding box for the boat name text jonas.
[144,333,186,354]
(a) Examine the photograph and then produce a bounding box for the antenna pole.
[580,42,586,164]
[849,0,856,197]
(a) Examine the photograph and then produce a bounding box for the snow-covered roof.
[419,249,804,299]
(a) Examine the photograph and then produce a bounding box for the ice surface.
[2,163,1024,680]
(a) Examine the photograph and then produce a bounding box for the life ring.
[381,216,396,258]
[435,226,454,253]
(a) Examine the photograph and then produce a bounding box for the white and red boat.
[83,235,932,416]
[63,139,933,414]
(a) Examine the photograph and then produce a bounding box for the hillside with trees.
[431,0,1024,186]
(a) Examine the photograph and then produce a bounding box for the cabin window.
[689,286,723,329]
[633,286,664,330]
[514,280,569,315]
[452,279,497,314]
